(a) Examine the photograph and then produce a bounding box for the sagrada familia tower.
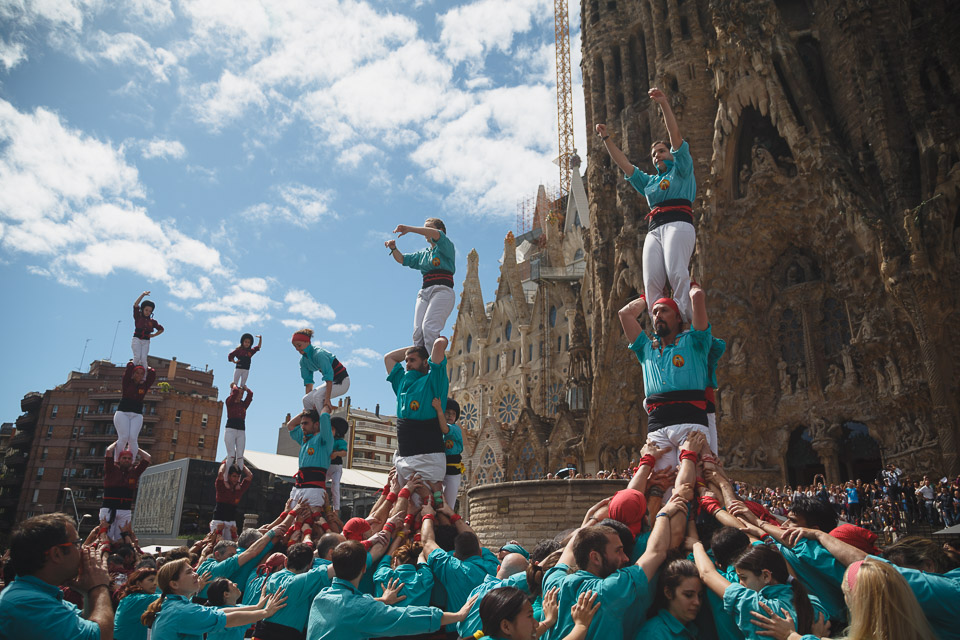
[447,0,960,488]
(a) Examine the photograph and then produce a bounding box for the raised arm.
[784,528,867,567]
[256,334,262,349]
[432,398,450,434]
[595,124,636,176]
[692,537,731,597]
[286,411,305,432]
[237,517,292,567]
[385,347,407,374]
[618,296,647,344]
[649,88,681,150]
[637,494,687,578]
[137,448,152,464]
[690,282,708,332]
[394,224,441,241]
[627,441,669,492]
[134,290,149,306]
[420,502,441,557]
[430,336,448,364]
[76,548,115,640]
[385,239,404,265]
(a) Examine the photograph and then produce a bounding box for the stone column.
[811,440,840,485]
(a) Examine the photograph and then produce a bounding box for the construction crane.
[553,0,575,196]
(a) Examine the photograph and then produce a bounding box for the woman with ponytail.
[637,559,703,639]
[206,577,288,640]
[141,557,287,639]
[750,557,936,640]
[114,567,158,640]
[373,538,434,607]
[692,541,829,640]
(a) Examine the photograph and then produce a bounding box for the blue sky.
[0,0,585,460]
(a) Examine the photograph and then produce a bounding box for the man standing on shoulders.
[0,513,114,639]
[99,442,151,548]
[211,460,253,541]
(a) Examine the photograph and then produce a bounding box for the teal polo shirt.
[264,565,333,631]
[707,337,726,389]
[625,140,696,207]
[402,231,456,275]
[373,555,435,607]
[635,608,698,639]
[306,578,442,640]
[873,556,960,640]
[457,571,530,638]
[541,562,650,640]
[206,604,245,640]
[628,325,712,395]
[426,547,499,610]
[299,345,340,385]
[388,358,450,419]
[722,583,827,640]
[444,423,464,456]
[152,594,227,640]
[774,538,846,623]
[0,575,100,640]
[114,591,159,640]
[290,413,333,470]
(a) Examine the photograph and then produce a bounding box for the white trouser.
[233,368,249,387]
[131,337,150,367]
[328,465,343,510]
[113,411,144,460]
[443,474,462,509]
[302,378,350,413]
[647,423,714,472]
[643,221,696,323]
[210,520,237,540]
[98,508,132,542]
[394,452,447,484]
[290,486,326,508]
[224,428,246,470]
[413,285,456,348]
[706,412,718,458]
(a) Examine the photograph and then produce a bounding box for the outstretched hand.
[648,87,668,105]
[595,123,607,138]
[571,590,600,627]
[379,577,407,605]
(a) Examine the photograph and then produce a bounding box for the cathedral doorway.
[785,426,822,486]
[839,421,882,483]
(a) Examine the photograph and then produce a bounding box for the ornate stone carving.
[884,356,902,395]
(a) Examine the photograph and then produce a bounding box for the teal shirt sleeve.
[179,600,228,635]
[300,354,314,386]
[597,564,649,611]
[686,323,713,353]
[873,556,960,637]
[209,554,241,580]
[314,349,335,382]
[402,248,429,271]
[707,337,727,388]
[426,357,449,412]
[775,538,846,622]
[289,425,304,445]
[333,438,348,452]
[444,424,464,455]
[387,362,405,396]
[0,580,101,640]
[626,166,654,193]
[373,555,394,596]
[627,331,652,363]
[671,140,693,178]
[432,231,456,273]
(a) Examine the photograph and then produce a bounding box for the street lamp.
[63,487,81,526]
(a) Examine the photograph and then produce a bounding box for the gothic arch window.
[512,467,525,481]
[611,47,624,115]
[498,392,520,424]
[492,467,504,483]
[482,447,495,467]
[505,321,512,341]
[544,382,564,415]
[574,248,584,261]
[521,443,535,461]
[475,468,488,486]
[778,308,804,365]
[549,306,558,327]
[466,334,473,353]
[530,462,544,478]
[629,33,648,104]
[821,297,850,358]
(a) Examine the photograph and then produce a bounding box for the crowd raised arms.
[3,92,960,640]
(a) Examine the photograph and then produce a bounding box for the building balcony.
[0,494,18,508]
[9,431,33,447]
[0,474,23,488]
[351,420,396,436]
[351,458,393,471]
[20,393,43,413]
[15,414,37,428]
[80,433,116,443]
[5,453,28,467]
[68,476,104,487]
[354,441,396,455]
[74,455,105,464]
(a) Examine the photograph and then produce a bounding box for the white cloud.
[191,70,268,131]
[206,338,235,347]
[208,312,270,331]
[328,323,361,334]
[352,347,380,360]
[86,30,179,82]
[341,357,371,368]
[237,277,269,293]
[0,99,231,286]
[0,39,26,70]
[127,0,175,27]
[438,0,552,64]
[280,318,309,329]
[242,183,336,227]
[319,340,340,350]
[284,289,336,320]
[140,137,186,160]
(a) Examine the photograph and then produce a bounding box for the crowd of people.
[2,86,959,640]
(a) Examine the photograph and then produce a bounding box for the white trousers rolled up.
[302,378,350,413]
[442,474,462,510]
[131,337,150,368]
[642,221,696,323]
[412,285,455,348]
[224,428,246,470]
[327,464,343,510]
[233,368,249,387]
[113,411,144,460]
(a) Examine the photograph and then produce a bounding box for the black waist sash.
[331,358,348,384]
[102,486,134,511]
[294,467,327,489]
[646,390,707,432]
[647,199,694,231]
[396,418,445,456]
[117,398,144,414]
[422,270,454,289]
[254,620,306,640]
[446,453,463,475]
[213,501,238,522]
[225,417,246,431]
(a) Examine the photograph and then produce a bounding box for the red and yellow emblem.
[659,178,671,190]
[672,354,685,367]
[446,440,453,450]
[432,257,441,266]
[307,447,315,455]
[410,400,420,411]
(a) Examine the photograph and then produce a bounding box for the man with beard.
[99,441,151,548]
[541,495,686,640]
[618,281,715,472]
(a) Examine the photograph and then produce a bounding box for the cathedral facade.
[451,0,960,489]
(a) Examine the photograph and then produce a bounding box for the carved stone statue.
[752,143,782,177]
[875,362,887,395]
[778,358,791,395]
[600,447,616,471]
[885,356,902,395]
[749,447,768,469]
[741,393,756,423]
[720,385,734,418]
[796,365,807,392]
[824,364,844,392]
[739,163,752,196]
[730,337,746,368]
[915,417,936,446]
[840,346,857,385]
[727,440,748,468]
